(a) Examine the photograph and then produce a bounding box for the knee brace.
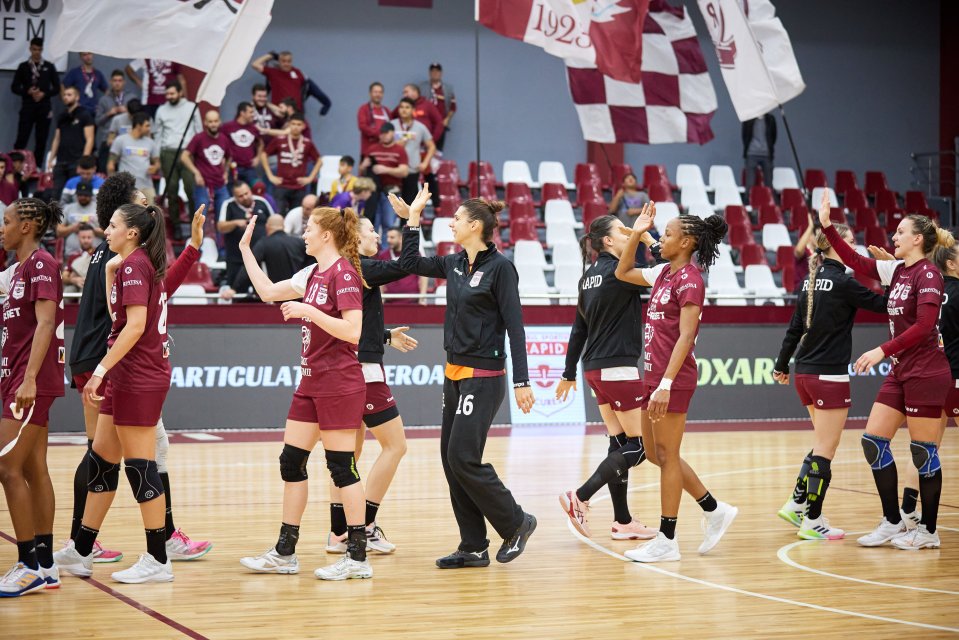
[124,458,164,503]
[86,449,121,493]
[805,456,832,503]
[154,418,169,474]
[621,437,647,468]
[861,433,894,470]
[279,444,310,483]
[608,433,629,454]
[325,450,360,488]
[910,440,942,477]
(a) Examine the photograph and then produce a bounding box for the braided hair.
[678,214,727,273]
[11,197,63,240]
[578,214,618,271]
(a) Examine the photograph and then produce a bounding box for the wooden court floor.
[2,427,957,639]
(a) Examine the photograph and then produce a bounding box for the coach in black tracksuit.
[11,38,60,162]
[392,188,536,569]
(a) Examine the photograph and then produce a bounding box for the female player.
[392,186,538,569]
[772,223,887,540]
[53,203,179,584]
[0,198,64,597]
[819,192,951,550]
[613,205,738,562]
[324,215,425,555]
[62,173,211,568]
[555,214,660,541]
[238,206,372,581]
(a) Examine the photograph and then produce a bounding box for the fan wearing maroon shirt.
[238,206,373,581]
[182,109,231,225]
[391,84,444,143]
[357,82,390,160]
[360,123,408,237]
[0,198,64,597]
[819,192,951,551]
[260,113,321,214]
[222,101,263,189]
[251,51,306,110]
[613,204,738,563]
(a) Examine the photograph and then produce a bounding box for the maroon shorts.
[72,371,107,398]
[640,382,695,414]
[99,383,167,427]
[944,380,959,419]
[875,372,951,419]
[287,389,365,430]
[584,368,645,412]
[1,394,57,426]
[794,374,851,410]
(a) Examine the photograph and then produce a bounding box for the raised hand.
[239,215,256,252]
[818,189,832,228]
[632,201,656,235]
[189,204,206,250]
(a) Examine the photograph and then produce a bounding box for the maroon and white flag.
[566,0,717,144]
[477,0,649,84]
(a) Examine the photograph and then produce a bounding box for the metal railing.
[910,148,958,200]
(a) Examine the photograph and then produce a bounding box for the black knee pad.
[279,444,310,483]
[123,458,164,503]
[622,437,647,468]
[86,449,121,493]
[608,433,629,454]
[326,450,360,488]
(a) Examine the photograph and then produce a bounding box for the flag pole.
[778,104,805,196]
[163,102,199,225]
[474,18,483,201]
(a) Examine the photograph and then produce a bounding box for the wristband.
[655,378,672,392]
[384,329,392,345]
[94,364,109,379]
[513,381,531,389]
[406,225,420,231]
[561,375,576,382]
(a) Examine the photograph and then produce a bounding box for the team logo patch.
[927,272,934,278]
[125,266,133,275]
[1,327,7,349]
[317,284,328,304]
[11,281,24,300]
[659,287,671,304]
[35,261,43,269]
[202,144,226,166]
[301,326,311,350]
[469,271,484,287]
[110,285,117,306]
[343,273,352,281]
[366,403,374,411]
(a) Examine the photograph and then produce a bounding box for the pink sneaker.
[611,520,658,540]
[165,529,213,561]
[559,490,591,537]
[91,540,123,564]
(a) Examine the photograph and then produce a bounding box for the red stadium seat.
[575,163,601,187]
[804,168,828,191]
[884,208,905,233]
[727,222,754,249]
[647,180,673,202]
[540,182,569,203]
[780,188,805,212]
[788,205,811,233]
[830,207,848,226]
[739,243,767,267]
[509,217,538,243]
[575,182,602,208]
[611,163,634,189]
[905,190,929,212]
[773,245,794,273]
[864,171,890,196]
[834,170,859,195]
[508,200,537,223]
[505,182,533,204]
[864,224,890,251]
[642,164,670,190]
[581,200,608,230]
[468,176,496,200]
[436,241,461,257]
[467,160,496,186]
[437,175,459,199]
[874,189,899,213]
[759,205,785,227]
[853,207,878,232]
[843,188,868,212]
[724,205,751,229]
[182,262,216,292]
[749,186,775,211]
[437,160,461,184]
[437,195,460,217]
[782,260,797,294]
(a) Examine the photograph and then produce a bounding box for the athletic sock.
[74,525,99,557]
[17,540,38,571]
[918,470,942,534]
[607,435,632,524]
[276,522,300,556]
[34,534,54,569]
[330,503,347,536]
[791,450,813,504]
[696,491,718,513]
[365,500,380,527]
[805,456,832,520]
[659,516,678,540]
[71,441,93,540]
[145,527,168,564]
[160,472,175,539]
[871,462,901,524]
[901,487,919,514]
[347,524,367,562]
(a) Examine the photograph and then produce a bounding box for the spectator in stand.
[5,152,27,200]
[419,62,456,151]
[392,84,443,143]
[742,112,776,191]
[251,51,305,110]
[11,37,60,160]
[360,123,408,236]
[328,155,356,199]
[358,82,391,160]
[125,58,186,117]
[283,193,316,237]
[391,98,435,203]
[330,176,377,219]
[62,223,97,296]
[108,112,160,203]
[62,52,108,117]
[259,97,313,141]
[58,180,101,256]
[217,180,273,287]
[224,214,307,301]
[0,156,19,205]
[609,172,650,227]
[61,155,103,205]
[251,84,280,141]
[182,109,231,220]
[155,81,201,223]
[260,113,320,214]
[105,98,145,151]
[48,86,95,198]
[791,212,817,291]
[222,101,263,188]
[378,226,427,305]
[95,70,129,171]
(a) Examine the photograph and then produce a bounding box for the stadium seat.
[708,165,740,193]
[773,245,794,273]
[552,242,583,267]
[804,168,828,191]
[811,187,839,209]
[540,182,569,204]
[771,167,800,192]
[715,243,739,271]
[780,188,805,212]
[435,241,461,257]
[433,284,447,305]
[713,182,743,210]
[745,264,785,306]
[681,184,712,210]
[316,154,342,194]
[844,188,868,212]
[864,224,890,250]
[676,164,707,192]
[544,200,579,228]
[506,182,533,204]
[468,176,497,200]
[758,204,785,227]
[199,237,224,270]
[574,163,601,187]
[707,265,747,305]
[509,217,539,243]
[653,201,680,235]
[36,172,54,192]
[788,205,811,233]
[687,202,714,219]
[537,161,574,189]
[905,190,929,212]
[642,164,671,190]
[518,266,552,305]
[749,186,775,211]
[874,189,899,213]
[546,223,578,248]
[502,160,533,187]
[884,208,905,233]
[171,284,208,304]
[509,200,537,222]
[554,262,584,303]
[436,160,461,184]
[834,170,859,195]
[647,180,673,203]
[762,223,792,250]
[468,160,497,186]
[437,175,460,198]
[611,163,634,189]
[724,205,751,229]
[575,182,602,208]
[513,239,548,267]
[582,200,608,230]
[853,207,879,232]
[864,170,890,196]
[727,222,754,249]
[739,243,767,267]
[430,217,455,245]
[437,195,460,217]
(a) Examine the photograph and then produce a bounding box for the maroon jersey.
[222,120,260,169]
[366,142,408,189]
[875,258,950,379]
[290,258,364,397]
[642,262,705,390]
[262,65,305,110]
[1,250,64,397]
[186,130,230,189]
[108,249,170,391]
[139,59,181,106]
[264,135,320,190]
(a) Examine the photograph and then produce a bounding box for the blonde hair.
[310,206,369,289]
[352,177,376,194]
[804,223,850,337]
[930,226,957,273]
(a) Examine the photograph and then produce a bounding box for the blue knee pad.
[86,449,121,493]
[124,458,164,503]
[861,433,894,470]
[910,440,942,477]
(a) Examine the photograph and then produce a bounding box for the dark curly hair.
[678,214,728,273]
[95,171,138,229]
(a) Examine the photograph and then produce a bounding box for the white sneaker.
[39,564,60,589]
[314,556,373,581]
[239,547,299,574]
[777,500,806,528]
[798,515,845,540]
[624,532,681,563]
[325,532,347,554]
[0,562,46,597]
[110,554,173,584]
[891,524,941,550]
[857,518,907,547]
[366,524,396,554]
[559,490,591,537]
[901,509,921,530]
[699,501,738,554]
[52,539,94,577]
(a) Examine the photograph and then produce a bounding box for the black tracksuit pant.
[441,375,524,552]
[15,102,52,160]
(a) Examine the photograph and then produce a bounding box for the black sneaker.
[435,549,490,569]
[496,512,537,563]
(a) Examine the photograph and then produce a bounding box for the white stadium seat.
[544,200,580,228]
[512,240,548,269]
[708,164,741,193]
[537,161,574,189]
[546,223,578,249]
[430,217,455,245]
[653,202,680,235]
[745,264,786,306]
[518,266,552,305]
[762,223,793,250]
[811,186,839,209]
[676,164,707,192]
[502,160,534,186]
[772,167,800,192]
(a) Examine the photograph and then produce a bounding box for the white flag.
[47,0,273,105]
[697,0,804,121]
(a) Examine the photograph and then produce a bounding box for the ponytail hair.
[931,226,957,273]
[310,206,369,288]
[578,214,618,271]
[804,223,850,335]
[460,198,504,244]
[906,213,949,254]
[118,203,167,281]
[679,214,728,273]
[11,197,64,240]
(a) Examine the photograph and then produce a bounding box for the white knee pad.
[155,417,169,473]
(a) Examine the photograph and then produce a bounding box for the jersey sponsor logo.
[3,307,21,320]
[110,284,117,306]
[366,403,374,410]
[648,311,665,320]
[919,288,941,295]
[469,271,484,287]
[927,271,935,279]
[1,327,6,349]
[30,274,52,284]
[122,279,143,287]
[58,346,65,364]
[169,365,302,388]
[301,326,311,350]
[11,280,24,300]
[453,268,463,276]
[581,274,603,289]
[336,286,360,295]
[676,282,698,294]
[801,278,834,292]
